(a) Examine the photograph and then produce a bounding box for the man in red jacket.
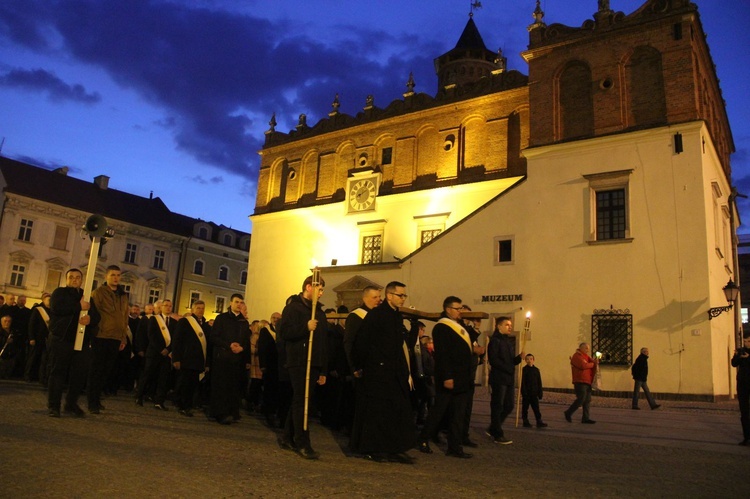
[564,342,598,424]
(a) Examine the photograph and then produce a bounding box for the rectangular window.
[10,264,25,287]
[153,249,166,269]
[216,296,226,314]
[361,235,382,264]
[493,235,514,265]
[125,243,138,264]
[420,229,442,246]
[596,189,626,240]
[148,288,161,304]
[121,284,131,295]
[17,219,33,242]
[190,291,201,307]
[591,310,633,366]
[52,225,69,250]
[381,147,393,165]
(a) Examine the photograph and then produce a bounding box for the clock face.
[348,178,377,212]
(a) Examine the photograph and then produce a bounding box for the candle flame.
[526,311,531,318]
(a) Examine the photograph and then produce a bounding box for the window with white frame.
[10,264,25,287]
[124,243,138,264]
[493,235,514,265]
[148,288,161,304]
[414,213,448,248]
[584,170,632,243]
[223,233,233,246]
[218,265,229,281]
[17,219,33,242]
[215,296,226,314]
[193,259,204,275]
[153,249,166,269]
[190,291,201,307]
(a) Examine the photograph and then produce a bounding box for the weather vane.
[470,1,482,17]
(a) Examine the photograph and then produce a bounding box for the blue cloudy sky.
[0,0,748,233]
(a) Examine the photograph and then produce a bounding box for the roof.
[0,156,210,237]
[454,17,488,51]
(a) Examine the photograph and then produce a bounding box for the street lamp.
[707,279,740,320]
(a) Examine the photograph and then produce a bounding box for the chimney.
[53,166,69,175]
[94,175,109,190]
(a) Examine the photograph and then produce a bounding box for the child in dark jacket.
[521,354,548,428]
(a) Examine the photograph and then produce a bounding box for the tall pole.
[303,267,321,431]
[74,236,101,351]
[515,312,531,427]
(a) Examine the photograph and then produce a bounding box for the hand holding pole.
[303,267,321,431]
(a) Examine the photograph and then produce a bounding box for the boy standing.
[521,354,547,428]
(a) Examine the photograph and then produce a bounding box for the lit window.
[420,229,442,246]
[591,309,633,366]
[362,235,382,264]
[215,296,226,313]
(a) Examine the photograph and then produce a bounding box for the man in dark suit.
[135,299,176,410]
[173,300,211,417]
[418,296,476,458]
[257,315,280,427]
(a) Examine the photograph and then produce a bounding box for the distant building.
[0,157,248,319]
[247,0,739,399]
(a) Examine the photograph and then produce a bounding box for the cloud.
[0,0,443,183]
[0,67,101,103]
[187,174,224,185]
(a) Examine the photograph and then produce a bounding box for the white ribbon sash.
[186,316,208,363]
[437,317,473,352]
[154,315,171,348]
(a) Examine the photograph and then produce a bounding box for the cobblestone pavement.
[1,380,748,498]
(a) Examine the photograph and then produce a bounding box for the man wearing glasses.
[351,281,416,463]
[418,296,475,458]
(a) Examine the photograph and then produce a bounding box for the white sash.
[186,316,208,363]
[437,317,473,352]
[402,339,414,390]
[154,315,171,347]
[126,325,134,358]
[36,307,51,328]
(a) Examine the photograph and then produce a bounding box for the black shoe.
[135,398,143,407]
[277,437,296,451]
[446,450,473,459]
[388,453,414,464]
[154,403,169,411]
[632,406,641,410]
[63,404,85,418]
[296,447,320,460]
[651,404,661,410]
[523,420,532,428]
[417,441,433,454]
[537,421,548,428]
[178,409,194,417]
[493,436,513,445]
[218,416,233,425]
[582,419,596,424]
[462,438,478,448]
[48,408,61,418]
[564,411,572,423]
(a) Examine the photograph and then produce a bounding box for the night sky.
[1,0,748,233]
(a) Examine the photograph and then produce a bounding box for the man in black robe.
[277,275,328,460]
[135,299,177,410]
[209,293,250,425]
[257,314,280,427]
[25,293,51,384]
[173,300,211,417]
[351,281,416,463]
[46,269,100,417]
[418,296,475,458]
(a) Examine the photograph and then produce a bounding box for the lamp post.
[707,279,740,320]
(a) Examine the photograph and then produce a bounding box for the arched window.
[193,259,204,275]
[198,227,208,239]
[223,233,233,246]
[627,46,667,128]
[240,270,247,285]
[218,265,229,281]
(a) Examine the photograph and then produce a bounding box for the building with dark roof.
[0,156,249,319]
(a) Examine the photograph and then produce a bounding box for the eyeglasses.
[447,306,462,311]
[388,292,408,299]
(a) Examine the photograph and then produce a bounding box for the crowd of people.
[3,268,749,460]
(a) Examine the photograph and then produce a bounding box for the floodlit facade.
[247,0,739,399]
